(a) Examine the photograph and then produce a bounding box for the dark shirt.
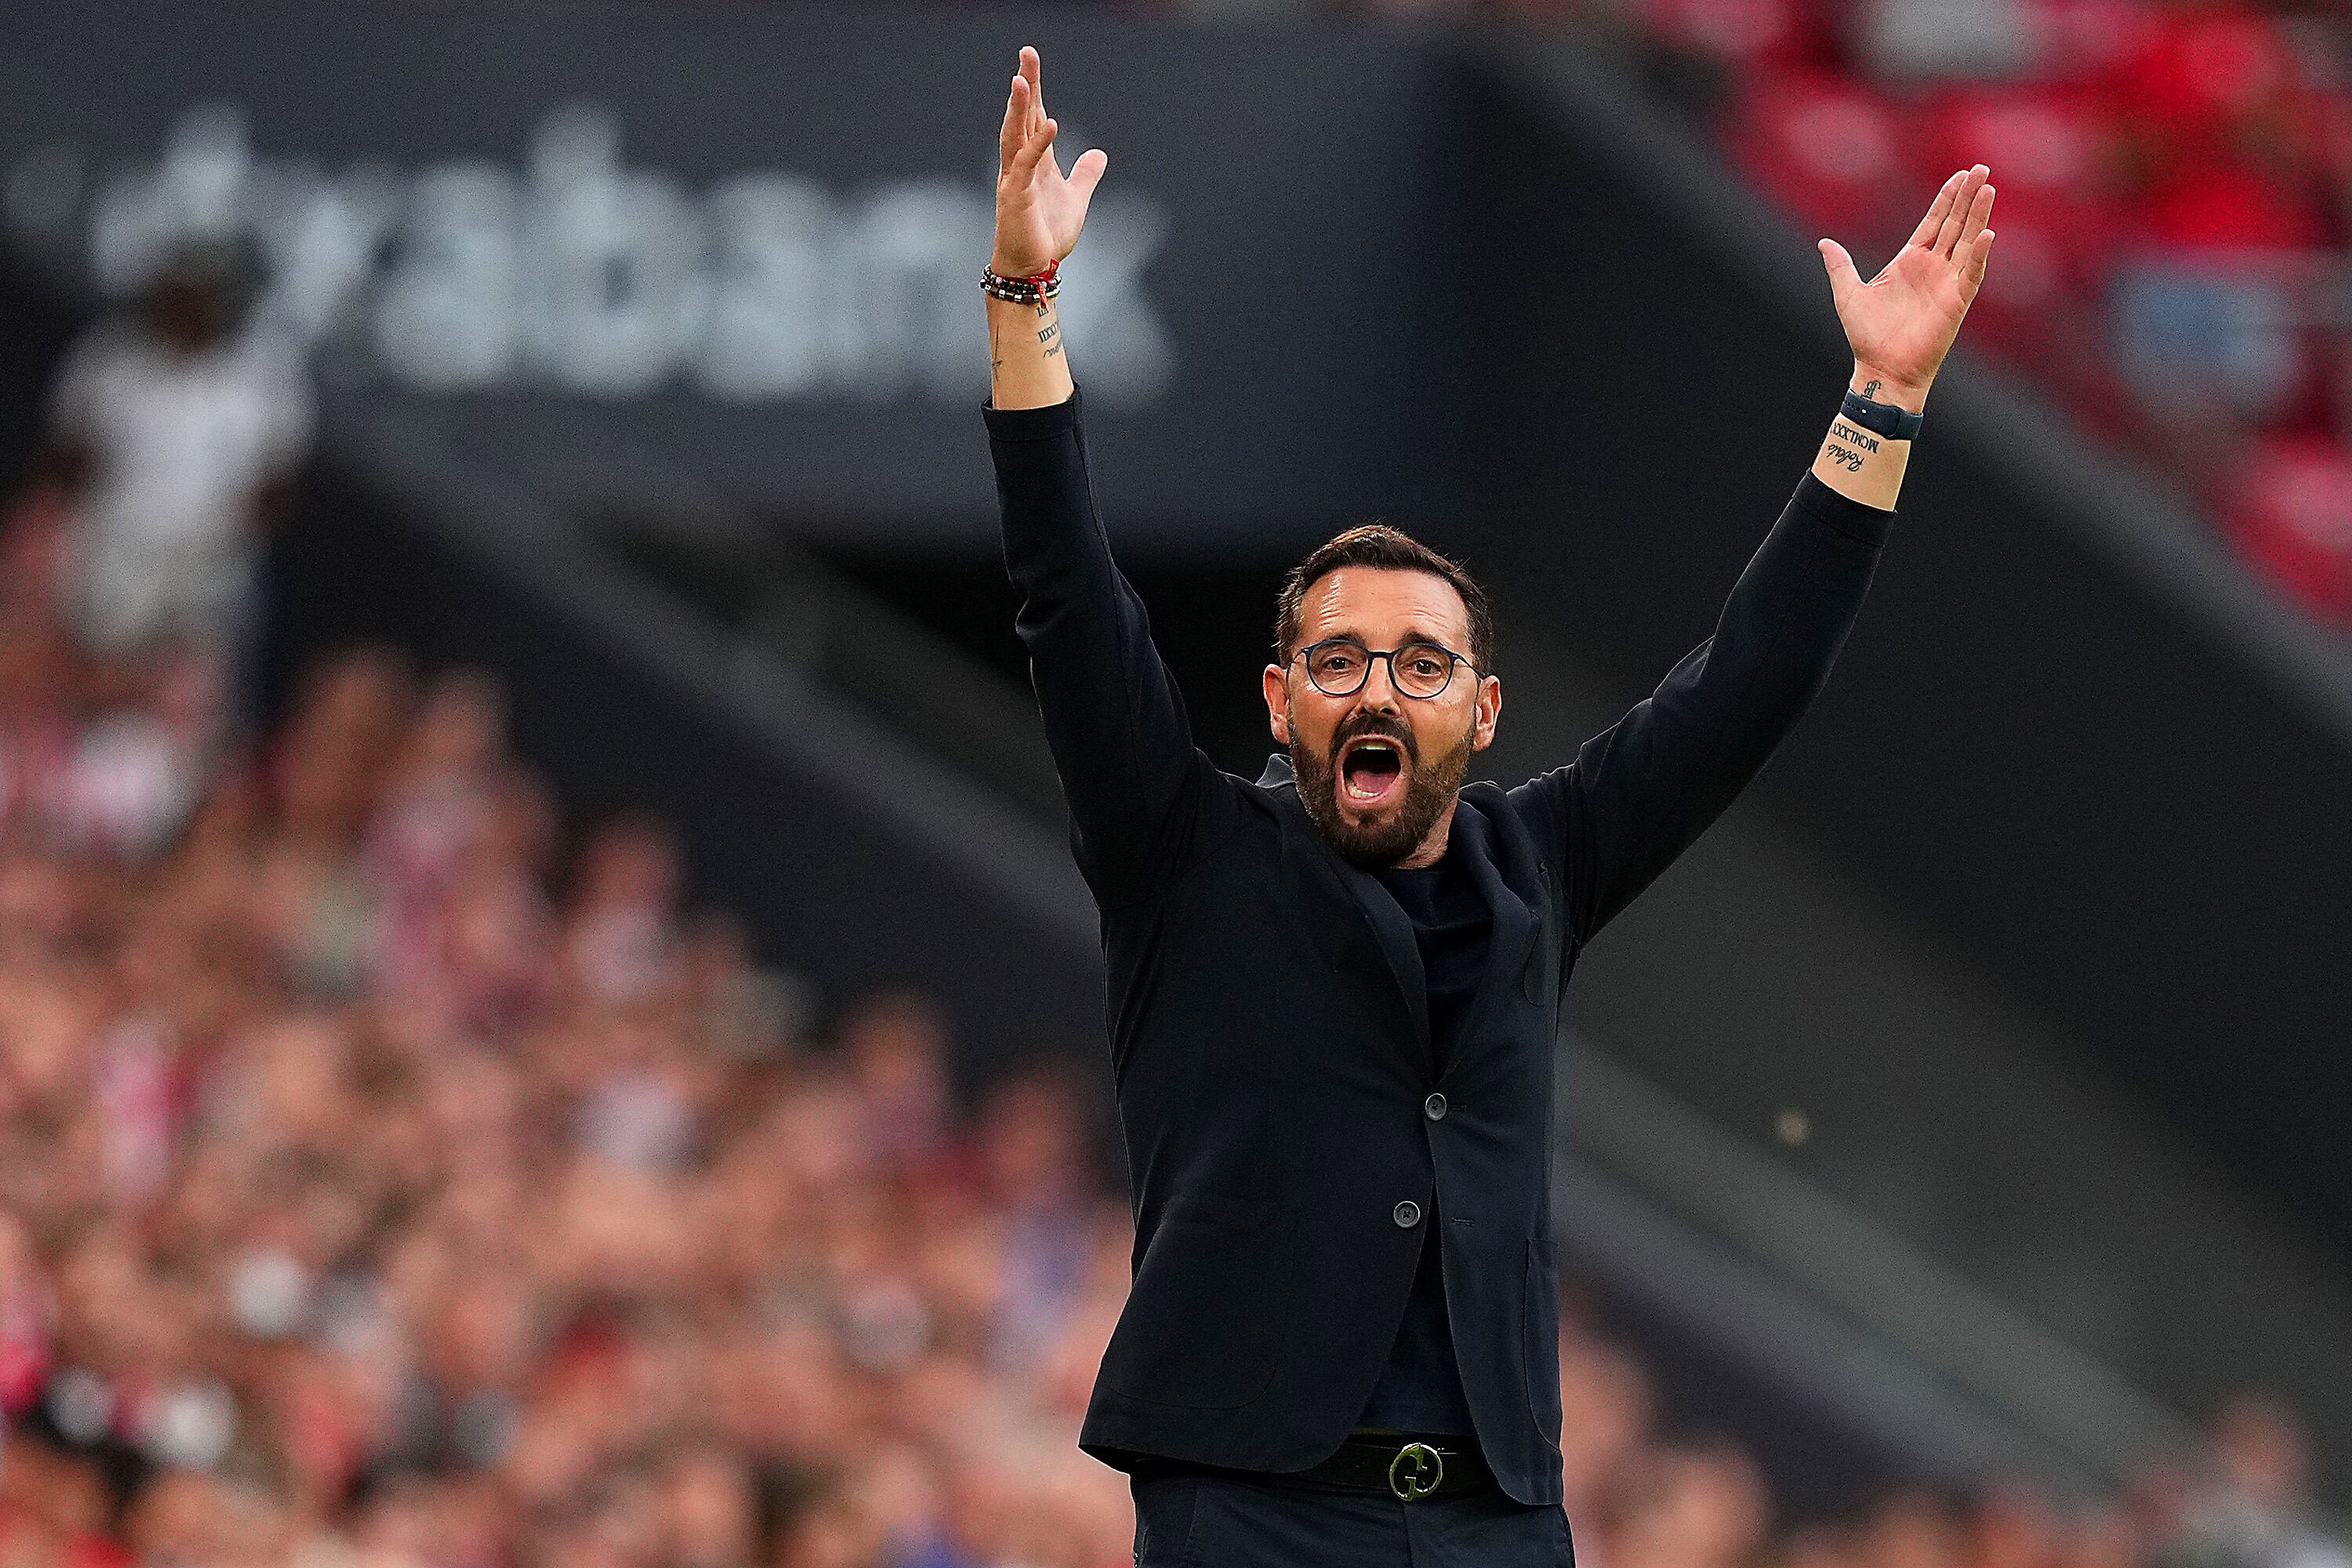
[1352,842,1492,1436]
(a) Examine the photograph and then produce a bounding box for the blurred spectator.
[45,234,314,737]
[2099,0,2340,471]
[2158,1396,2352,1568]
[1857,0,2041,82]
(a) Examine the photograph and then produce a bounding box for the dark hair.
[1273,525,1494,676]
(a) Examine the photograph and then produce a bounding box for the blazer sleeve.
[1508,468,1893,944]
[983,383,1213,906]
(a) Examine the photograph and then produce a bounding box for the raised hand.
[993,45,1109,278]
[1818,165,1997,399]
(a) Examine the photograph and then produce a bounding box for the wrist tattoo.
[1831,419,1880,453]
[1861,377,1882,401]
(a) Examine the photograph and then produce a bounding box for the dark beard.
[1292,710,1475,868]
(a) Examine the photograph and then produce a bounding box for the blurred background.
[0,0,2350,1565]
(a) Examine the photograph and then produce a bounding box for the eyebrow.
[1316,626,1461,648]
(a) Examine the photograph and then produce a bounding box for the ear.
[1471,673,1501,753]
[1262,662,1291,745]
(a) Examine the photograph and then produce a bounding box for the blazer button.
[1392,1200,1422,1228]
[1424,1092,1448,1121]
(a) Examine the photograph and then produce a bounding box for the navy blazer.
[983,385,1892,1506]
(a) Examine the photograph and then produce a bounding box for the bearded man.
[979,43,1996,1568]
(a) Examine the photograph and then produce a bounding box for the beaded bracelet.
[980,259,1062,304]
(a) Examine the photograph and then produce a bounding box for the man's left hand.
[1818,164,1997,401]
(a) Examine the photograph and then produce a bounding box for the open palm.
[993,46,1108,278]
[1820,165,1997,395]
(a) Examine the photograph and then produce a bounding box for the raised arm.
[982,48,1209,906]
[1515,165,1998,942]
[986,46,1103,414]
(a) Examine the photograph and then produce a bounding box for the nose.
[1356,655,1405,713]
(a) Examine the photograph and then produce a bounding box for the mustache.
[1329,713,1417,766]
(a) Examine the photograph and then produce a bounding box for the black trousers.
[1131,1468,1577,1567]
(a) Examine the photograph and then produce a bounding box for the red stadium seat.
[1910,83,2127,303]
[2018,0,2161,88]
[1723,67,1913,246]
[2104,0,2307,140]
[2293,82,2352,223]
[1638,0,1835,75]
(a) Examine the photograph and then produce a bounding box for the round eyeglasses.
[1294,637,1472,699]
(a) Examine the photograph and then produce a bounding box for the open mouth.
[1338,735,1408,811]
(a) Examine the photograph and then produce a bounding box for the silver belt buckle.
[1387,1441,1444,1501]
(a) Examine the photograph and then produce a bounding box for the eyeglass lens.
[1305,641,1457,698]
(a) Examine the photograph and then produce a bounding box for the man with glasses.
[979,44,1995,1568]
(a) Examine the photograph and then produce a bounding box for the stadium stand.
[0,573,2343,1565]
[0,290,2343,1568]
[1590,0,2352,630]
[1,4,2349,1563]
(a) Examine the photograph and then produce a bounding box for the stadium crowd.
[0,116,2346,1568]
[0,401,2347,1568]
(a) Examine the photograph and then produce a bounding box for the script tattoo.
[1861,378,1882,401]
[1831,420,1881,453]
[1824,442,1867,472]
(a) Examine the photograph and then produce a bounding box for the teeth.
[1340,737,1405,804]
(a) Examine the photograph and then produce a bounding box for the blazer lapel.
[1438,797,1537,1067]
[1258,753,1431,1063]
[1336,857,1431,1064]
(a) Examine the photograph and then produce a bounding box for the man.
[979,45,1994,1567]
[48,234,314,734]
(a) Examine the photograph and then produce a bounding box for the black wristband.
[1841,388,1924,441]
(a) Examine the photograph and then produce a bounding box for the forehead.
[1297,566,1472,646]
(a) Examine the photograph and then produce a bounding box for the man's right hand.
[993,45,1108,278]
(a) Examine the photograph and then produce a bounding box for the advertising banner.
[2,0,1465,549]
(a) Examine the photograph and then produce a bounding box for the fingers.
[1935,164,1990,260]
[1962,227,1994,302]
[1001,46,1058,184]
[1000,74,1025,169]
[1953,176,1995,263]
[1013,116,1060,182]
[1906,170,1964,251]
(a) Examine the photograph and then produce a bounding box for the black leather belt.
[1132,1433,1495,1501]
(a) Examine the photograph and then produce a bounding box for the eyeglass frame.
[1290,635,1478,700]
